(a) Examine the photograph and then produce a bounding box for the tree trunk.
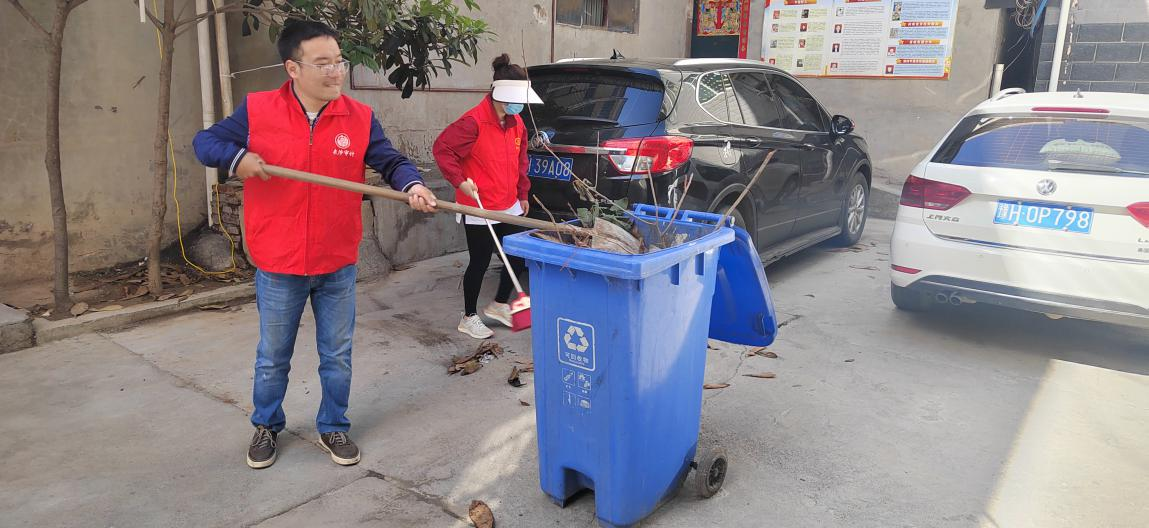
[46,2,71,312]
[147,2,177,296]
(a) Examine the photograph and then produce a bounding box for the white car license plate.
[993,201,1093,234]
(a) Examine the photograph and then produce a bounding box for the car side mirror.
[831,115,854,136]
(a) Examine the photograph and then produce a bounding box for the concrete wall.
[225,0,694,163]
[1037,5,1149,94]
[747,1,1006,191]
[0,2,208,286]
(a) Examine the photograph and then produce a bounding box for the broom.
[468,185,531,332]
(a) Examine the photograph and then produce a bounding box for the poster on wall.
[692,0,753,59]
[761,0,958,79]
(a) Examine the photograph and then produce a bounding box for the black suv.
[523,58,872,261]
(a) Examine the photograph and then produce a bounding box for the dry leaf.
[70,302,89,317]
[93,304,124,312]
[747,347,778,359]
[460,359,482,375]
[178,274,192,286]
[844,358,855,363]
[123,285,149,300]
[849,265,879,271]
[743,372,777,379]
[179,288,194,297]
[156,293,176,301]
[507,366,525,387]
[519,400,531,407]
[468,500,494,528]
[198,303,229,310]
[703,383,730,390]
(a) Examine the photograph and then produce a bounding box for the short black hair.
[276,20,339,62]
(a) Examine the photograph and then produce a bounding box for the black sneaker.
[319,431,361,466]
[246,426,278,469]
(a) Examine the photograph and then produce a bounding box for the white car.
[890,89,1149,328]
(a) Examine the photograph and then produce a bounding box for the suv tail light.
[900,175,971,211]
[601,136,693,175]
[1128,203,1149,228]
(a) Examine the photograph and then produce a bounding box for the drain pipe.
[213,0,234,114]
[1048,0,1072,91]
[195,0,216,226]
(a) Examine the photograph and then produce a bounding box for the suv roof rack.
[673,58,769,67]
[555,57,604,63]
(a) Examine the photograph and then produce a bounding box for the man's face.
[285,36,345,103]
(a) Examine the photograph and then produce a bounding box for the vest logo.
[335,133,351,149]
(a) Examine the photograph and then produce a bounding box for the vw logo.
[1036,179,1057,196]
[528,130,554,150]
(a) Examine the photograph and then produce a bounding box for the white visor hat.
[491,79,543,104]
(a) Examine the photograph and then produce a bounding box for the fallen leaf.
[156,294,176,301]
[804,294,815,298]
[519,400,531,407]
[179,288,194,297]
[507,366,525,387]
[461,359,482,375]
[93,304,124,312]
[746,347,778,359]
[178,273,192,286]
[468,500,494,528]
[123,285,149,300]
[706,344,718,350]
[513,360,534,372]
[743,372,777,379]
[70,302,89,317]
[198,303,229,310]
[849,265,879,271]
[392,264,414,272]
[703,383,730,390]
[844,358,855,363]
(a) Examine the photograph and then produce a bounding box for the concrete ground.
[1,219,1146,528]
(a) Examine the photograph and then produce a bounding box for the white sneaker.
[458,314,494,339]
[483,302,513,328]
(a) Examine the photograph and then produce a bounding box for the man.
[193,21,437,469]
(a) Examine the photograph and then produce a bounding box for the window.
[528,70,666,128]
[696,72,737,123]
[768,75,827,132]
[556,0,639,33]
[728,72,784,128]
[932,115,1149,175]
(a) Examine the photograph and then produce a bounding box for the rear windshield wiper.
[552,116,620,125]
[1047,159,1149,176]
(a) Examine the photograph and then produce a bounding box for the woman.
[432,53,542,339]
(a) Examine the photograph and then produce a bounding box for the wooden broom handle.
[261,164,583,234]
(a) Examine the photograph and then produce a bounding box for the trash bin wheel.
[694,448,728,498]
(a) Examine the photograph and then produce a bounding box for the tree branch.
[65,0,94,15]
[6,0,50,36]
[172,1,270,36]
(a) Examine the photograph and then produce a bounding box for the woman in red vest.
[433,54,542,339]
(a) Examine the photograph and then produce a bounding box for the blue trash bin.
[503,205,776,528]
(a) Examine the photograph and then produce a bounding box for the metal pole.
[990,63,1004,97]
[1048,0,1072,91]
[195,0,216,227]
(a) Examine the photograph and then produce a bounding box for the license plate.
[528,155,573,181]
[993,201,1094,234]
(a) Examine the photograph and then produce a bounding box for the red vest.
[244,82,372,275]
[454,98,526,210]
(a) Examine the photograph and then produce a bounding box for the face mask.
[504,103,524,115]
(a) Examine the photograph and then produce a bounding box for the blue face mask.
[504,103,524,115]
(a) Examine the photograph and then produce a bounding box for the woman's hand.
[519,199,529,215]
[460,178,479,201]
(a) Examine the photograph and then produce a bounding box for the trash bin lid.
[709,226,777,346]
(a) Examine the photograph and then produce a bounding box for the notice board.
[761,0,959,79]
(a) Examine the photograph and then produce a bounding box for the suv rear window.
[932,114,1149,175]
[526,70,666,128]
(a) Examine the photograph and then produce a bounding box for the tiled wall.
[1036,22,1149,93]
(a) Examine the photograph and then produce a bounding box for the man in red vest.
[193,21,437,470]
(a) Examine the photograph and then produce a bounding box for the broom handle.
[473,193,526,295]
[261,164,582,235]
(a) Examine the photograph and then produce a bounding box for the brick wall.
[1037,22,1149,93]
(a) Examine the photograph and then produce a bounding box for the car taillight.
[899,175,971,211]
[1128,203,1149,228]
[891,265,921,274]
[601,136,693,175]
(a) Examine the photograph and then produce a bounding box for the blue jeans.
[251,264,357,434]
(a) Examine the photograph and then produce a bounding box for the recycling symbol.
[564,325,589,353]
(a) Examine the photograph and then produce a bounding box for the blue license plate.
[528,155,573,181]
[993,201,1094,234]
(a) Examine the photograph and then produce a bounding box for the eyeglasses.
[292,59,350,76]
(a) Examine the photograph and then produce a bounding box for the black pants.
[463,221,526,315]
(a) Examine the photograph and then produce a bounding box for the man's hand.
[236,152,269,181]
[519,199,530,215]
[459,178,479,201]
[407,183,438,213]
